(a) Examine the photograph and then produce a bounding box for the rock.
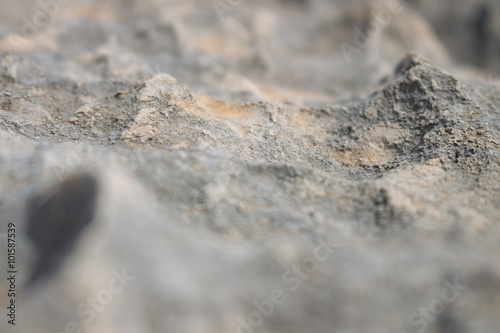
[409,0,500,73]
[0,1,499,333]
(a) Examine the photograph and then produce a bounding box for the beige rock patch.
[121,108,160,142]
[195,93,252,121]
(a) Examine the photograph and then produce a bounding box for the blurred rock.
[0,1,499,333]
[408,0,500,74]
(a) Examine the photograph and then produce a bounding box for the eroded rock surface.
[0,1,499,333]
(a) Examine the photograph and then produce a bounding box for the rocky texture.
[0,1,499,333]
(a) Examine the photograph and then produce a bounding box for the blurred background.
[0,0,498,105]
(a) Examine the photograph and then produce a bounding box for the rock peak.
[394,53,431,76]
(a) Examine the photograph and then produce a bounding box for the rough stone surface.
[0,1,499,333]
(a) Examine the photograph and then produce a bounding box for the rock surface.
[0,1,499,333]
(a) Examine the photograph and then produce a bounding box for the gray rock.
[0,1,499,333]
